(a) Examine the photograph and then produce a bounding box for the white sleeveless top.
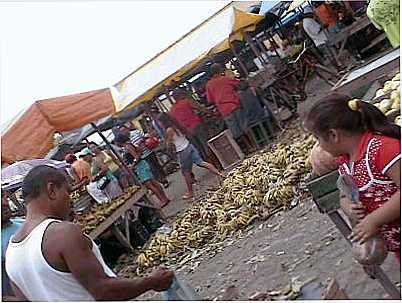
[172,130,189,152]
[5,218,116,301]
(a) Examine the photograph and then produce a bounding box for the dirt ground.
[126,76,401,300]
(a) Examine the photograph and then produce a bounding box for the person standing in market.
[169,88,210,159]
[206,63,255,153]
[113,124,169,188]
[65,153,92,190]
[304,95,400,263]
[80,147,123,201]
[1,193,26,301]
[312,1,341,34]
[88,142,129,190]
[158,113,224,200]
[113,133,171,207]
[5,165,174,301]
[367,0,400,48]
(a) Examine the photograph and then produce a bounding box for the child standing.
[305,94,400,263]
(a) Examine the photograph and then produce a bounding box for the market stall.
[76,186,165,251]
[332,48,400,95]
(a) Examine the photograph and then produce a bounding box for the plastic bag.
[86,182,109,204]
[351,234,388,265]
[161,277,201,301]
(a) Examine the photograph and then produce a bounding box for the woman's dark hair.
[113,133,130,145]
[304,94,400,140]
[158,112,190,138]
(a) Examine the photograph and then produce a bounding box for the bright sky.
[0,0,230,124]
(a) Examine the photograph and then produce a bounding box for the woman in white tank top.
[159,113,225,199]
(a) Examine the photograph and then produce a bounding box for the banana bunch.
[134,124,316,274]
[76,186,139,234]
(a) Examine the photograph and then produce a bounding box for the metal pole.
[229,41,249,77]
[90,122,138,183]
[242,30,267,68]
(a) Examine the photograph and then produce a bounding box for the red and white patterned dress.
[338,131,401,252]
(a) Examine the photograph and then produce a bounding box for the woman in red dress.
[305,94,400,263]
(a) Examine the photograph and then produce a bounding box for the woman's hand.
[340,197,366,222]
[349,214,380,244]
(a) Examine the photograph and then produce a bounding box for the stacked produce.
[371,72,400,125]
[76,186,139,234]
[136,125,316,273]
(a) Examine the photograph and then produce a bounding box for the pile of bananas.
[76,186,139,234]
[135,125,316,273]
[70,188,87,201]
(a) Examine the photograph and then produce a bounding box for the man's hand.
[149,268,174,291]
[349,215,380,244]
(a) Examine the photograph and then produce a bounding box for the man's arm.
[60,223,174,300]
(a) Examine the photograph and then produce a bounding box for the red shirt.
[338,131,401,251]
[170,98,202,133]
[206,75,241,117]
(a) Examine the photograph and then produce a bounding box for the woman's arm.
[125,144,141,162]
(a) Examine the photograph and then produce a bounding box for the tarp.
[1,88,115,164]
[111,6,264,113]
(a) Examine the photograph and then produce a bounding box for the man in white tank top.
[5,165,174,301]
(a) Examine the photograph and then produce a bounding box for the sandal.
[161,200,171,208]
[182,193,194,200]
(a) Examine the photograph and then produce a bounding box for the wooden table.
[88,187,165,251]
[331,48,400,95]
[326,15,387,67]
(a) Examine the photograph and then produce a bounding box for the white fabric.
[6,219,116,302]
[110,6,263,112]
[172,131,189,152]
[303,18,328,47]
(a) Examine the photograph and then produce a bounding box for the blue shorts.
[178,144,204,173]
[134,160,154,184]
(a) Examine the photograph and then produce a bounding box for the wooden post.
[229,41,249,77]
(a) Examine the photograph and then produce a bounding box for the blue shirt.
[2,218,24,297]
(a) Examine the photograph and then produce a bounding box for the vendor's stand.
[332,48,400,96]
[76,186,158,252]
[326,14,388,68]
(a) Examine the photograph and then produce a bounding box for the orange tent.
[1,88,115,164]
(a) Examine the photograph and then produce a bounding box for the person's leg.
[146,153,169,187]
[190,144,224,177]
[143,180,170,206]
[182,171,195,198]
[178,146,196,199]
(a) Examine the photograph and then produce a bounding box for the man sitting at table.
[5,165,174,301]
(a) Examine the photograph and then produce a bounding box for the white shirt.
[6,219,115,301]
[303,18,328,47]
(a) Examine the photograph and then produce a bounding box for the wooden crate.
[207,130,244,170]
[306,170,340,214]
